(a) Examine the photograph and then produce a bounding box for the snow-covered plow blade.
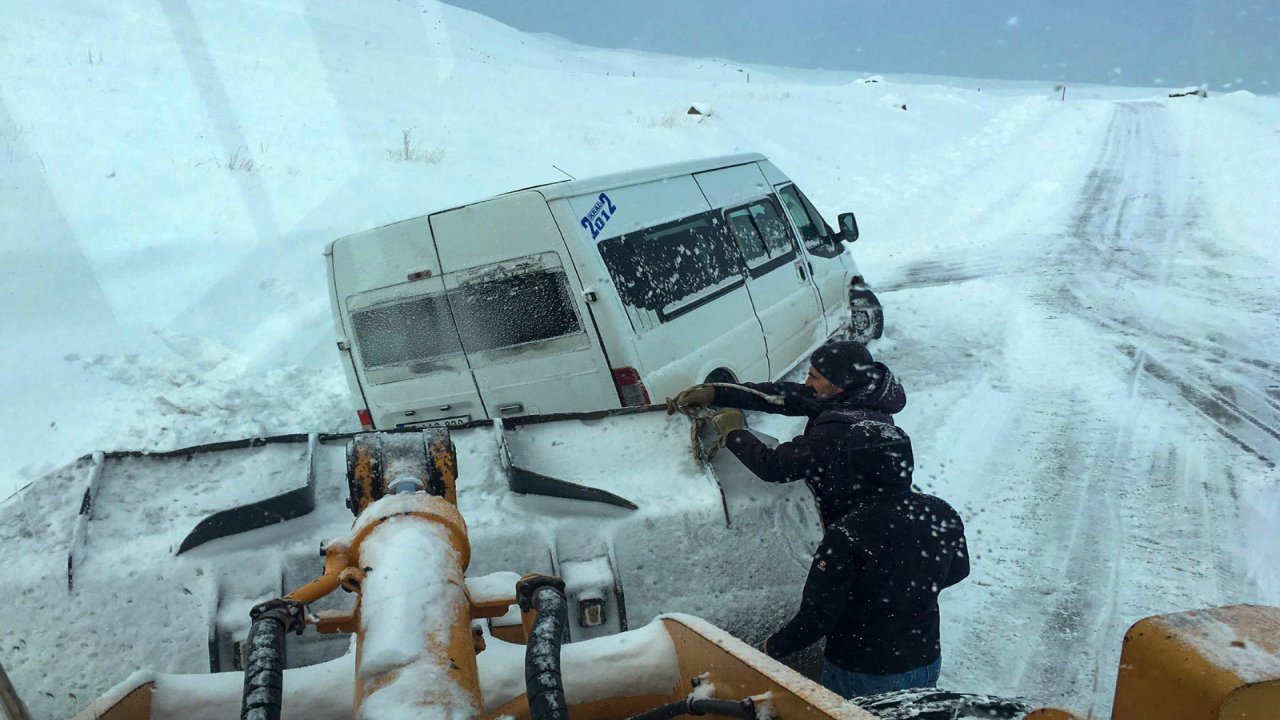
[65,434,324,591]
[63,406,701,591]
[61,424,1280,720]
[60,425,883,720]
[16,405,823,695]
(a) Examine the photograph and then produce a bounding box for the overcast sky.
[442,0,1277,93]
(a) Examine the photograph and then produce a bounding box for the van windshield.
[350,266,583,375]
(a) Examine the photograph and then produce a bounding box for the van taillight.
[356,409,374,429]
[611,367,651,407]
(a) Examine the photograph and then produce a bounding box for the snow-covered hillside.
[2,1,1278,719]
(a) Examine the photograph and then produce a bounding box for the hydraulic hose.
[522,581,570,720]
[240,616,285,720]
[626,696,758,720]
[240,599,304,720]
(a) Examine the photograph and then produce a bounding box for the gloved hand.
[711,408,746,438]
[666,384,716,416]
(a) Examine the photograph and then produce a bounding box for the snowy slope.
[2,1,1279,719]
[1,0,1178,496]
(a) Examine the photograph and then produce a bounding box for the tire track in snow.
[1049,103,1280,468]
[1023,101,1254,713]
[939,102,1255,714]
[877,249,1027,292]
[998,105,1153,712]
[1057,287,1280,468]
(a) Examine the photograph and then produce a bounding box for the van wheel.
[704,368,737,384]
[849,286,884,342]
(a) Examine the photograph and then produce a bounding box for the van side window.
[599,210,744,328]
[778,184,840,259]
[724,196,797,275]
[749,201,794,256]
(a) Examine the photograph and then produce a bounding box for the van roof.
[534,152,767,200]
[325,152,768,254]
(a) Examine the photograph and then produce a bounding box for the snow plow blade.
[176,434,321,554]
[493,406,658,511]
[25,402,829,707]
[61,424,1280,720]
[66,433,324,589]
[64,404,686,590]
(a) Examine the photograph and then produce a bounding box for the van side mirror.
[838,212,859,243]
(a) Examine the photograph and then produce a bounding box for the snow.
[465,571,522,604]
[1160,609,1280,685]
[2,1,1279,719]
[358,518,461,675]
[476,618,680,711]
[559,556,614,600]
[77,617,679,720]
[358,516,479,720]
[89,656,357,720]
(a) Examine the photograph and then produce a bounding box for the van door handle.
[794,260,807,281]
[498,403,524,415]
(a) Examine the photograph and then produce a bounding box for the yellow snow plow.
[59,429,1280,720]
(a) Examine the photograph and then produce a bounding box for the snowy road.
[879,102,1276,713]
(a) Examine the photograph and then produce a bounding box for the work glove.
[666,384,716,416]
[711,408,746,438]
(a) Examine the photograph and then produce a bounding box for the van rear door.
[429,195,618,418]
[346,278,484,427]
[331,214,488,429]
[694,164,826,377]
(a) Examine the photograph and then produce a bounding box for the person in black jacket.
[668,339,969,697]
[668,339,908,528]
[765,426,968,696]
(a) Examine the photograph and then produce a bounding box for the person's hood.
[831,362,906,415]
[845,420,914,494]
[780,363,906,420]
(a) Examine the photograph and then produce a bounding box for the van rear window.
[598,210,744,326]
[351,293,464,368]
[449,270,581,353]
[350,267,583,372]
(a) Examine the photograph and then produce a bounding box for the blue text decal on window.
[580,192,618,240]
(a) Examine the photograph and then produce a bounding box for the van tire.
[849,286,884,342]
[704,368,738,384]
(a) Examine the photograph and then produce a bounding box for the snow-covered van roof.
[325,153,769,253]
[533,152,767,200]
